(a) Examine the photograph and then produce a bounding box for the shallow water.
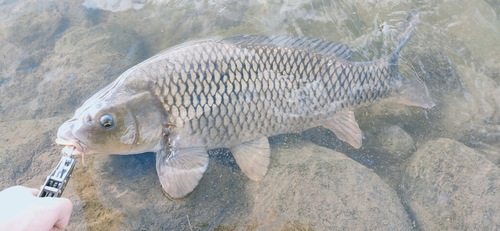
[1,0,499,230]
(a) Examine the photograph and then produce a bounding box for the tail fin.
[388,11,435,109]
[394,74,436,109]
[394,11,420,54]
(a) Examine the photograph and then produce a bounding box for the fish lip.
[55,137,85,156]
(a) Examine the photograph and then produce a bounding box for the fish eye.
[99,114,114,128]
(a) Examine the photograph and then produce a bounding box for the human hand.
[0,186,73,231]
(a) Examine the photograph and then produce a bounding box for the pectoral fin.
[155,147,209,198]
[230,136,271,181]
[323,110,363,149]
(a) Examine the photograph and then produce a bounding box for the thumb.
[52,198,73,230]
[39,197,73,230]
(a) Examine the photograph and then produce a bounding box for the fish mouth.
[55,137,85,156]
[56,119,88,156]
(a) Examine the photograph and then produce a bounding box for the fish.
[56,11,434,198]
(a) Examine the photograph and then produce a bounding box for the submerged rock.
[242,141,412,230]
[364,123,415,162]
[401,138,500,230]
[438,66,498,139]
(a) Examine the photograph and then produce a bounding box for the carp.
[56,11,433,198]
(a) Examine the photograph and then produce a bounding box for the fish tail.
[393,10,420,54]
[388,11,435,109]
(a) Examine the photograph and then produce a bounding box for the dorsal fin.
[221,35,352,61]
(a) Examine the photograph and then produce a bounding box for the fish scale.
[143,40,395,149]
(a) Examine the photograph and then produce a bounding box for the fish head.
[56,89,164,156]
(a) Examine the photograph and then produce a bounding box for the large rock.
[242,141,413,230]
[364,123,415,162]
[401,138,500,230]
[438,66,499,139]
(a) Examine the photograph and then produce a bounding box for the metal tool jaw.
[37,155,76,198]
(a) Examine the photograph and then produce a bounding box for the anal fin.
[230,136,271,181]
[156,147,209,198]
[323,110,363,149]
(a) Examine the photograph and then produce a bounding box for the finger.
[4,186,39,197]
[29,187,40,196]
[36,197,73,230]
[52,198,73,230]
